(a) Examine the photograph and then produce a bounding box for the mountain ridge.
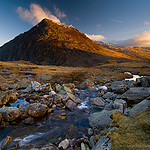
[0,18,149,67]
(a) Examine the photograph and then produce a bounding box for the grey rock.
[110,81,127,94]
[92,135,111,150]
[58,139,70,149]
[0,107,21,121]
[102,92,116,100]
[89,110,118,134]
[121,87,150,104]
[65,100,77,110]
[90,97,105,108]
[129,100,150,117]
[27,103,48,118]
[88,128,94,136]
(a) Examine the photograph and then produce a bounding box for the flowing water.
[0,88,105,148]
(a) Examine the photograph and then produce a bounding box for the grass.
[107,107,150,150]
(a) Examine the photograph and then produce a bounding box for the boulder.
[110,81,127,94]
[92,135,111,150]
[0,107,21,121]
[102,92,116,100]
[80,79,95,89]
[113,99,127,113]
[35,83,52,92]
[0,91,12,106]
[90,97,105,108]
[135,76,150,87]
[129,100,150,117]
[121,87,150,105]
[58,139,70,149]
[27,103,48,118]
[89,110,117,134]
[23,81,41,92]
[65,92,82,104]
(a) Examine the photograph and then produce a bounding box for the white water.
[125,74,142,81]
[77,97,89,109]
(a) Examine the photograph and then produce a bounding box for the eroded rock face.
[0,91,12,106]
[0,107,21,121]
[27,103,48,118]
[121,87,150,105]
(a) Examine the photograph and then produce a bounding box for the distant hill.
[0,19,149,67]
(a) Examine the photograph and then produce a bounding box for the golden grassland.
[108,107,150,150]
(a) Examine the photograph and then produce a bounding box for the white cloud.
[53,5,66,19]
[109,19,123,23]
[16,3,60,25]
[96,24,101,28]
[115,31,150,47]
[85,34,105,41]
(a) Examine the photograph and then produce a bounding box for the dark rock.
[80,79,95,89]
[0,136,12,149]
[23,117,34,125]
[65,124,78,139]
[27,103,48,118]
[135,76,150,87]
[121,87,150,105]
[0,107,21,121]
[65,100,77,110]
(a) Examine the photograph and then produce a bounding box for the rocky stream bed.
[0,68,150,150]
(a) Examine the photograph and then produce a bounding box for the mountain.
[0,19,149,67]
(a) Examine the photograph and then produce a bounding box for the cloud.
[115,31,150,47]
[53,5,66,19]
[109,19,123,23]
[16,3,60,25]
[144,22,149,25]
[85,34,105,41]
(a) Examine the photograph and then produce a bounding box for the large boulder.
[121,87,150,105]
[65,100,77,110]
[0,91,12,106]
[27,103,48,118]
[90,97,105,108]
[0,107,21,121]
[109,81,127,94]
[89,110,117,134]
[129,99,150,117]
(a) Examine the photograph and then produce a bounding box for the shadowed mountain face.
[0,19,149,66]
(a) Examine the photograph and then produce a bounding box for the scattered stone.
[129,100,150,117]
[58,139,70,149]
[88,86,99,92]
[23,81,41,92]
[102,92,116,100]
[0,91,12,106]
[0,136,12,149]
[61,112,66,116]
[90,97,105,108]
[35,83,52,92]
[27,103,48,118]
[80,79,95,89]
[49,90,56,96]
[0,107,21,121]
[53,94,62,104]
[121,87,150,105]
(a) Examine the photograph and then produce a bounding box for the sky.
[1,0,150,47]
